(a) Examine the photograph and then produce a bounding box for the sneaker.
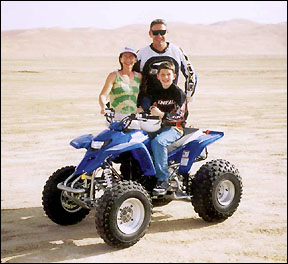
[153,180,170,196]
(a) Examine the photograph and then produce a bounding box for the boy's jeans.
[150,127,182,181]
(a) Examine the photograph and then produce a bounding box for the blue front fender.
[105,142,156,176]
[74,141,156,176]
[70,134,93,149]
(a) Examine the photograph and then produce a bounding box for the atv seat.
[167,128,204,153]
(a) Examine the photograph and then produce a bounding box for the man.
[135,18,197,112]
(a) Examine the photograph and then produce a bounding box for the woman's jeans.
[150,127,182,182]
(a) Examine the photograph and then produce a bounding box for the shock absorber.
[103,163,113,187]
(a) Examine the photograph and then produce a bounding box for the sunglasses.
[151,30,166,36]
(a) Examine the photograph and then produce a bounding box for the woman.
[99,46,142,123]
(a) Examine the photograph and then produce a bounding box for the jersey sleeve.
[179,47,197,102]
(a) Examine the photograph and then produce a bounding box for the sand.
[1,21,287,263]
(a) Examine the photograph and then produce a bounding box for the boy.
[147,61,187,195]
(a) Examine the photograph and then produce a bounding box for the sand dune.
[1,19,287,58]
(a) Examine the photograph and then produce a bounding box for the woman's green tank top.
[109,71,140,114]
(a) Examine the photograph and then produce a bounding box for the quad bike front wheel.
[190,159,243,222]
[42,166,90,225]
[95,180,152,248]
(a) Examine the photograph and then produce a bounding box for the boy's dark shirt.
[152,83,187,128]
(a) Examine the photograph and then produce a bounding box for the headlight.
[91,141,104,149]
[90,139,112,150]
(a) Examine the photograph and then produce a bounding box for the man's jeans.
[150,127,182,181]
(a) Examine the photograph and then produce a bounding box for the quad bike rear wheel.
[42,166,90,225]
[95,180,152,248]
[190,159,243,222]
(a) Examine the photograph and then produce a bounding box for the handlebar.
[104,108,161,131]
[104,108,159,122]
[104,108,115,123]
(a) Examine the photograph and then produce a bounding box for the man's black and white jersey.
[135,42,197,106]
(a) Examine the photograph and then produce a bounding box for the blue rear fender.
[169,130,224,174]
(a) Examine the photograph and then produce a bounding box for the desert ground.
[1,54,287,263]
[1,19,287,263]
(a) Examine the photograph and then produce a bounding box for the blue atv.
[42,108,243,248]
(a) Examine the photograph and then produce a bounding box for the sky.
[1,1,287,31]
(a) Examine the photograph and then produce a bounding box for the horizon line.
[1,19,287,32]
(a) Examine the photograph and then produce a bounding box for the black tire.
[42,166,90,225]
[191,159,243,222]
[95,180,152,248]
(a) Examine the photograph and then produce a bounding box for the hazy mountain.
[1,19,286,58]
